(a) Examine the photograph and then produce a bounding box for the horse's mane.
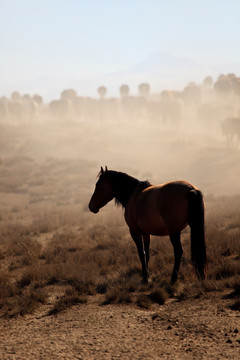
[99,170,151,208]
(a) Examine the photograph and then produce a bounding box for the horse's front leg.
[130,229,149,283]
[143,233,150,267]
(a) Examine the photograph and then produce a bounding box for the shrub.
[47,287,87,315]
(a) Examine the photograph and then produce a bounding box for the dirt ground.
[0,290,239,360]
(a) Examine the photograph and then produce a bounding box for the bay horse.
[89,167,207,284]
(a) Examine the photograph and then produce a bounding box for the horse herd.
[0,74,240,144]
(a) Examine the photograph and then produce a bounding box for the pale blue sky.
[0,0,239,97]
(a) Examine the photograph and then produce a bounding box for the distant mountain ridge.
[130,52,199,72]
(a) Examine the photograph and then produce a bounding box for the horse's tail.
[188,189,207,280]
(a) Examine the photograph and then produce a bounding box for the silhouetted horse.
[222,117,240,147]
[89,167,207,284]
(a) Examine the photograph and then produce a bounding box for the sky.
[0,0,240,99]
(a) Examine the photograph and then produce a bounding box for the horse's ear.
[100,166,104,174]
[105,166,108,172]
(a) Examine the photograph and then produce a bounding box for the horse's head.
[89,166,114,213]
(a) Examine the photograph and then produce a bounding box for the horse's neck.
[112,172,139,207]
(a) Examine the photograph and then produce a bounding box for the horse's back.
[125,181,196,235]
[153,180,195,202]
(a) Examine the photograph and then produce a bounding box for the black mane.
[102,171,151,208]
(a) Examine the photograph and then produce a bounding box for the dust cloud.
[0,74,240,213]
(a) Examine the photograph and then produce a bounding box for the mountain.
[130,52,199,73]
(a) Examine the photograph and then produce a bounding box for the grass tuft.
[148,287,169,305]
[47,287,87,316]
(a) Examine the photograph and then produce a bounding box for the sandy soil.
[0,292,239,360]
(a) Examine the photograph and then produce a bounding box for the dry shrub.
[64,272,96,295]
[103,286,133,305]
[148,287,169,305]
[96,279,108,294]
[135,286,169,309]
[0,223,31,239]
[175,282,204,301]
[202,280,222,292]
[230,300,240,311]
[17,262,65,289]
[211,261,240,281]
[202,216,240,289]
[31,213,60,234]
[233,281,240,295]
[47,287,87,315]
[229,281,240,311]
[0,226,42,271]
[12,287,47,317]
[0,274,19,304]
[9,237,41,260]
[41,244,69,265]
[136,295,152,309]
[0,276,46,318]
[102,266,141,305]
[102,267,169,307]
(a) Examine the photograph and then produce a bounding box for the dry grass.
[47,287,87,316]
[1,204,239,317]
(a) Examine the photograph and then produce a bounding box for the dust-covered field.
[0,117,240,359]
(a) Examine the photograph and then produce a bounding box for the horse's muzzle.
[89,203,99,214]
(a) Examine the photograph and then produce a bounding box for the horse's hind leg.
[130,229,149,283]
[170,232,183,284]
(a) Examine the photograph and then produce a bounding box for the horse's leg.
[170,232,183,284]
[143,234,150,266]
[130,229,149,283]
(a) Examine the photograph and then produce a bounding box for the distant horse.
[222,117,240,147]
[89,167,207,284]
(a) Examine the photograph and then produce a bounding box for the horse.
[89,167,207,284]
[222,117,240,147]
